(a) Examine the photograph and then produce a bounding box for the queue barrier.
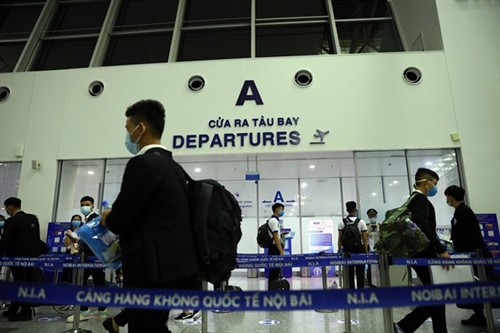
[1,280,499,311]
[1,253,499,333]
[3,253,499,270]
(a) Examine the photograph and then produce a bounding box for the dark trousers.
[10,267,44,315]
[345,247,365,289]
[347,264,365,289]
[113,308,128,327]
[81,269,106,311]
[128,278,188,333]
[267,244,281,290]
[397,253,447,333]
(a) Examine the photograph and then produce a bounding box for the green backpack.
[374,193,430,258]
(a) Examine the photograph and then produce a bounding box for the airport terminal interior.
[1,0,499,332]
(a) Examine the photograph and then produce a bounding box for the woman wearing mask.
[60,215,82,284]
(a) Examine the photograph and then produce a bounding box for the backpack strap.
[266,220,272,234]
[402,193,419,208]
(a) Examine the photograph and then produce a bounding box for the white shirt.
[267,216,280,244]
[338,216,368,233]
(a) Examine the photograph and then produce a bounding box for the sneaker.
[60,305,73,311]
[66,310,91,323]
[192,310,201,320]
[92,309,108,318]
[461,314,487,326]
[174,311,193,321]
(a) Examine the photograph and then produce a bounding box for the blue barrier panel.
[0,281,499,311]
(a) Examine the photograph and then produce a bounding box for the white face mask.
[80,206,91,216]
[369,217,377,224]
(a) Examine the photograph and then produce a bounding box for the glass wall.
[0,162,22,216]
[53,149,462,255]
[0,1,44,72]
[55,159,106,222]
[0,0,407,71]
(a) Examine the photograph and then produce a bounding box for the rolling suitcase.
[269,269,290,290]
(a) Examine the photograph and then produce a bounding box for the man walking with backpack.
[394,168,451,333]
[101,99,198,333]
[338,201,368,289]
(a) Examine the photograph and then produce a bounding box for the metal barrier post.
[475,249,495,333]
[342,252,352,333]
[315,252,338,313]
[379,254,394,333]
[61,250,91,333]
[200,280,210,333]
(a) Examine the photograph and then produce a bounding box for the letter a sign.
[235,80,264,106]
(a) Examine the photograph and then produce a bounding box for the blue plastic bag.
[76,216,121,270]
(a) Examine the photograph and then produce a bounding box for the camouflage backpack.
[374,194,430,258]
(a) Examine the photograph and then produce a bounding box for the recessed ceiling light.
[393,180,398,184]
[87,171,94,175]
[372,192,377,196]
[425,161,432,166]
[309,165,315,169]
[301,182,307,189]
[194,168,201,173]
[388,184,393,187]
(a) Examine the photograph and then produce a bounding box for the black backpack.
[160,152,243,284]
[341,218,362,251]
[184,176,243,284]
[257,220,273,248]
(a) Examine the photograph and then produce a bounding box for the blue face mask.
[125,124,142,155]
[278,210,284,217]
[0,221,4,228]
[369,217,377,224]
[71,221,81,228]
[427,185,438,197]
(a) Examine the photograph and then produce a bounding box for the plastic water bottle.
[101,200,112,211]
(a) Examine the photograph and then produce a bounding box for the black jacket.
[451,202,484,253]
[0,211,42,257]
[408,192,447,256]
[106,148,198,287]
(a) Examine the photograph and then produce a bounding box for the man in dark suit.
[0,197,44,322]
[67,195,108,323]
[445,185,488,326]
[101,99,198,333]
[395,168,451,333]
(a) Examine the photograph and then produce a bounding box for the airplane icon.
[310,129,329,144]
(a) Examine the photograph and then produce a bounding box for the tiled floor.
[1,273,499,333]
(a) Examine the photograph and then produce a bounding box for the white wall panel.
[436,0,500,213]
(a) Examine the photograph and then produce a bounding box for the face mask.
[71,221,81,228]
[278,210,284,217]
[0,221,4,228]
[125,124,142,155]
[427,185,438,197]
[80,206,91,216]
[369,217,377,224]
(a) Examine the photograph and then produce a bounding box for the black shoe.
[8,313,32,322]
[174,311,193,321]
[461,314,487,326]
[2,310,16,318]
[102,318,119,333]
